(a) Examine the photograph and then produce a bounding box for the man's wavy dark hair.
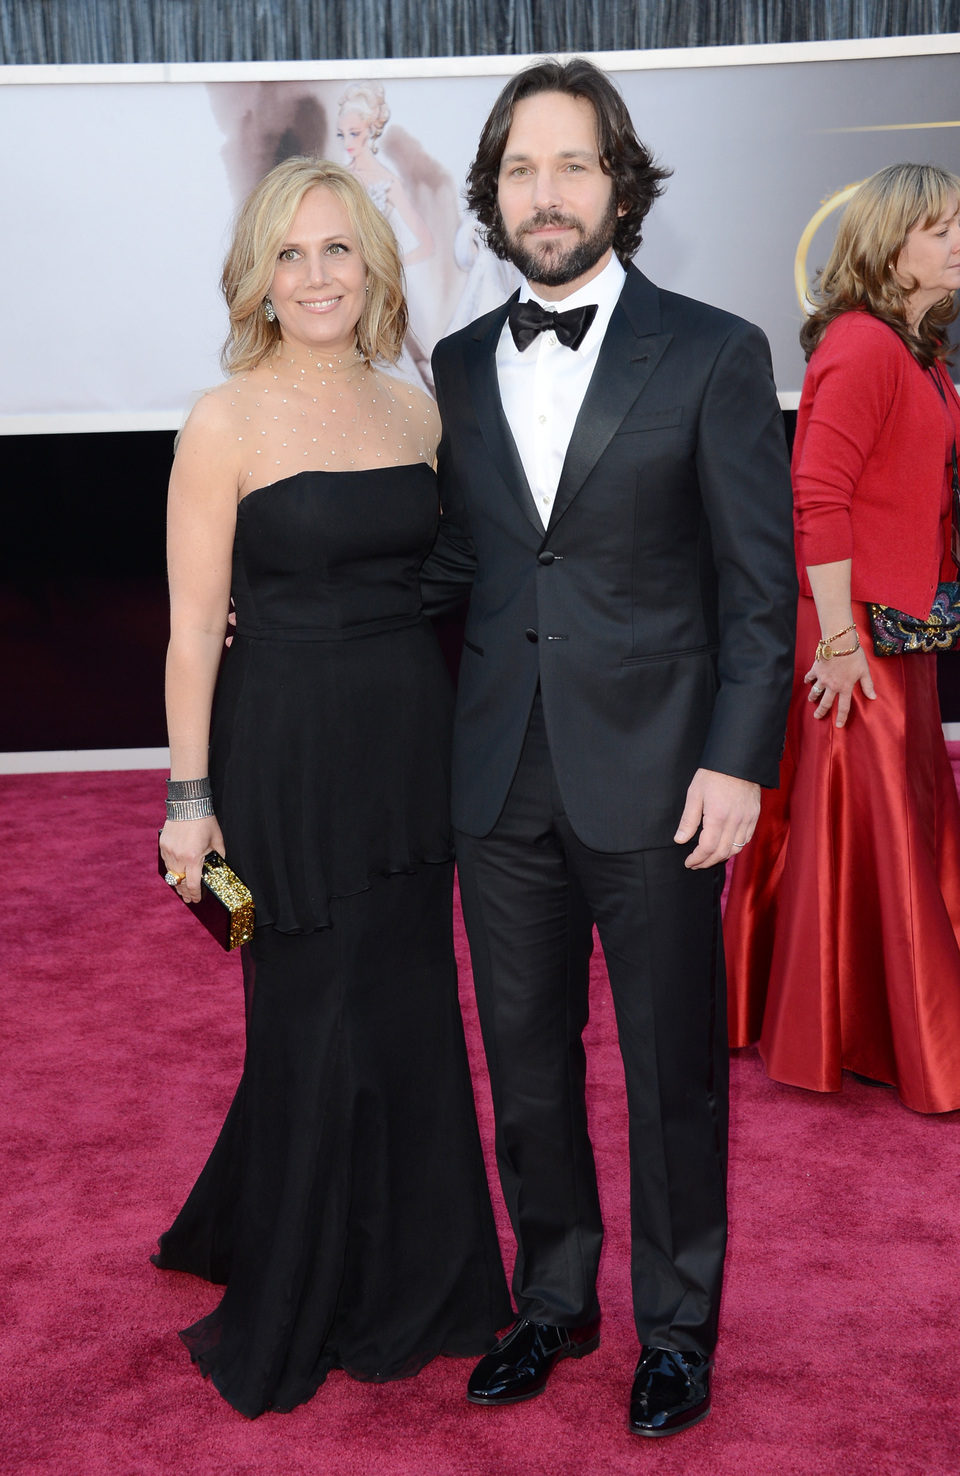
[466,57,672,264]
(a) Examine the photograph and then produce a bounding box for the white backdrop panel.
[2,40,959,431]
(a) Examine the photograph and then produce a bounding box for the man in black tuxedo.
[422,57,796,1437]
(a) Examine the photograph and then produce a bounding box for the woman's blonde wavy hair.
[220,156,408,374]
[801,162,960,367]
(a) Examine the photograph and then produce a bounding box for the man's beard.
[501,194,619,288]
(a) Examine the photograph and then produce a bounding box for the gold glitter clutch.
[158,847,255,950]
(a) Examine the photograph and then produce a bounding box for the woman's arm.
[804,558,876,727]
[793,315,902,571]
[793,320,902,728]
[386,179,434,266]
[159,393,240,902]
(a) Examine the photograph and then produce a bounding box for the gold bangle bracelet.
[816,628,860,661]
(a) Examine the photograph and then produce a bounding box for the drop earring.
[264,297,277,323]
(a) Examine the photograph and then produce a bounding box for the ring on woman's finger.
[811,684,824,696]
[164,870,187,887]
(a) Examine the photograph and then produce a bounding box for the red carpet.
[2,769,959,1475]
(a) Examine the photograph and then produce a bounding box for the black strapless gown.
[153,466,510,1417]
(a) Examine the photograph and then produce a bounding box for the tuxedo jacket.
[423,264,798,851]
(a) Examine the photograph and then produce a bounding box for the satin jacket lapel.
[549,268,673,531]
[464,294,544,534]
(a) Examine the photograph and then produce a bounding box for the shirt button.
[525,628,539,643]
[538,414,547,424]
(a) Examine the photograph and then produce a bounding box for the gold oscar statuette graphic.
[794,181,864,313]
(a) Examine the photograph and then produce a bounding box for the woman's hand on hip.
[804,647,876,728]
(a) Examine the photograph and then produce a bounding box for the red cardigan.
[792,311,960,619]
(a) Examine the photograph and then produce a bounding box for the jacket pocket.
[463,637,485,657]
[613,406,683,436]
[620,642,717,667]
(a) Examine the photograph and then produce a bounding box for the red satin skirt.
[725,596,960,1113]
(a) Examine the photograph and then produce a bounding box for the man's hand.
[674,768,761,870]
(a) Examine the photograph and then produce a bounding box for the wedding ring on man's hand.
[732,843,746,850]
[164,870,186,886]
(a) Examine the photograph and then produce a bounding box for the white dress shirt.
[496,253,627,527]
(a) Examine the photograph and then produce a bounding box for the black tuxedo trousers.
[456,692,728,1354]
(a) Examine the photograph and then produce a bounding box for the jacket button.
[525,628,539,643]
[537,551,555,565]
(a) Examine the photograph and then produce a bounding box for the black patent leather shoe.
[628,1346,712,1437]
[466,1315,601,1405]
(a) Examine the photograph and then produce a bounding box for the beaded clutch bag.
[868,582,960,656]
[158,846,255,950]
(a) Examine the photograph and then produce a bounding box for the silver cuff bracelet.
[165,796,216,822]
[166,777,212,801]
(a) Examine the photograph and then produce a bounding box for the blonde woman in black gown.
[155,157,510,1418]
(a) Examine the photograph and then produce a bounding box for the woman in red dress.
[726,162,960,1114]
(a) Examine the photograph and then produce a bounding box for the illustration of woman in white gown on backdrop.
[445,213,522,335]
[337,82,462,386]
[337,81,434,267]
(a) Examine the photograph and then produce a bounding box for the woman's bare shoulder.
[179,379,241,439]
[178,372,271,449]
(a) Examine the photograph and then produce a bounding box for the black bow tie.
[508,299,598,352]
